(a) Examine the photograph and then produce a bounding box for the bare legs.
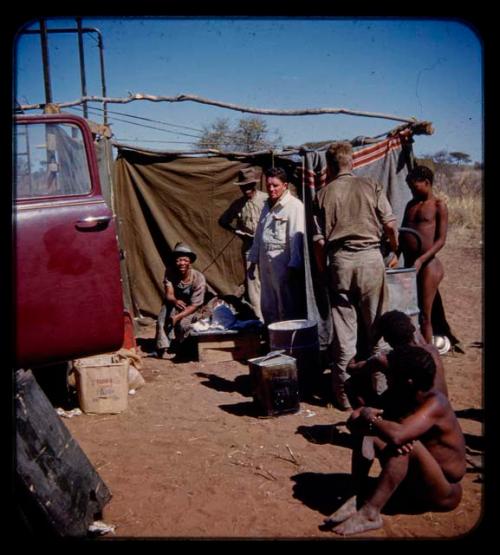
[418,258,444,344]
[328,439,462,536]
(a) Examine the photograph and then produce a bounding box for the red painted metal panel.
[14,114,124,367]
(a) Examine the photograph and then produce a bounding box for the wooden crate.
[195,330,262,363]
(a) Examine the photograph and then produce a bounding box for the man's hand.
[235,229,253,238]
[175,300,187,311]
[388,255,399,268]
[360,406,384,423]
[385,252,399,268]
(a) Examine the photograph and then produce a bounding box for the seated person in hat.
[219,167,267,321]
[155,242,207,359]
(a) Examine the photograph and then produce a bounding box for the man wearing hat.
[154,242,207,359]
[219,167,267,321]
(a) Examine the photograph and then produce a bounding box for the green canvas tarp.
[112,131,415,330]
[113,149,278,317]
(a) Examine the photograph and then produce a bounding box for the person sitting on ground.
[155,242,207,360]
[322,345,466,536]
[345,309,448,408]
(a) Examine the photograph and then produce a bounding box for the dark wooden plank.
[15,369,111,537]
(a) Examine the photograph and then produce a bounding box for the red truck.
[14,112,126,536]
[14,112,124,369]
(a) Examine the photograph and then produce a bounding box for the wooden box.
[248,352,300,416]
[195,330,262,363]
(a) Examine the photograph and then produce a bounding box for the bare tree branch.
[18,92,419,124]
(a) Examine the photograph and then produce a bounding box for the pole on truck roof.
[21,25,108,125]
[38,18,53,105]
[96,32,108,125]
[76,18,88,119]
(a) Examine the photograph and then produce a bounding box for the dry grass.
[433,167,483,245]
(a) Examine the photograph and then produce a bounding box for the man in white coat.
[248,167,305,325]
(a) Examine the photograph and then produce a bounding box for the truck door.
[14,113,124,368]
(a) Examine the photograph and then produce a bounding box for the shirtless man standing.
[324,345,466,536]
[399,165,448,343]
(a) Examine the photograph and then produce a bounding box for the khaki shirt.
[219,190,268,236]
[313,172,396,252]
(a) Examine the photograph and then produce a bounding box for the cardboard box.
[74,356,129,414]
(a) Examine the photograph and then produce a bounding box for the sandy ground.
[64,235,484,540]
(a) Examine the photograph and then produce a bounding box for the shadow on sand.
[296,423,354,450]
[195,371,253,397]
[291,472,356,517]
[455,408,484,423]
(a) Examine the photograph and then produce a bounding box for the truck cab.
[14,113,124,368]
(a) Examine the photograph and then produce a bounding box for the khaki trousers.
[328,248,388,386]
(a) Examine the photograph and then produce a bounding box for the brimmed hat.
[233,167,260,187]
[170,242,197,263]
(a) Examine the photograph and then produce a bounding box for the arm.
[163,273,186,310]
[170,303,199,326]
[287,199,305,269]
[313,238,326,275]
[376,186,399,266]
[311,196,327,273]
[363,395,442,447]
[414,199,448,271]
[382,219,399,267]
[347,353,387,376]
[218,199,240,232]
[248,209,265,266]
[171,273,206,325]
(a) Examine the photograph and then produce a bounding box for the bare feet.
[322,496,357,528]
[332,507,383,536]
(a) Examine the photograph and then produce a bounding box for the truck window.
[15,122,92,199]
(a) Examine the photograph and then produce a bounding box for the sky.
[13,17,484,162]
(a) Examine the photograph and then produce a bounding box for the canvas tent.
[111,124,421,350]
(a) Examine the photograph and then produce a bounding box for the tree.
[429,150,452,165]
[196,116,282,152]
[423,150,472,167]
[449,151,472,165]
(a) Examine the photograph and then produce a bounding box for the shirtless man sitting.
[323,345,466,536]
[399,165,448,344]
[346,309,448,408]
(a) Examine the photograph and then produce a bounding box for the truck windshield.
[15,122,92,199]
